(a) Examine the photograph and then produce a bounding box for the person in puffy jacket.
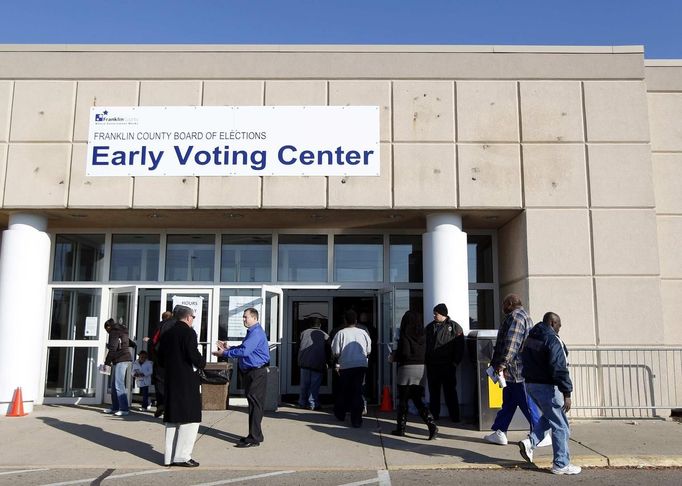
[518,312,581,475]
[103,318,133,416]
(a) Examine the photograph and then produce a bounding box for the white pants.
[164,422,200,465]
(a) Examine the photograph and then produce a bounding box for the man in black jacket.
[424,303,464,422]
[158,305,206,467]
[103,319,133,417]
[518,312,581,475]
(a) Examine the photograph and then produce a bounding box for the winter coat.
[298,327,329,372]
[157,321,206,424]
[424,318,465,366]
[394,333,425,366]
[104,324,133,365]
[521,322,573,396]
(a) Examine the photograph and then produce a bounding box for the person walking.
[390,310,438,440]
[424,303,465,422]
[331,310,371,428]
[132,350,153,411]
[213,307,270,448]
[157,305,205,467]
[103,318,133,417]
[484,294,541,446]
[518,312,580,475]
[297,318,329,410]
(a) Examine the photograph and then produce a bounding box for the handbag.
[198,367,229,385]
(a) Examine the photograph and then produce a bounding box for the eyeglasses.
[190,315,196,319]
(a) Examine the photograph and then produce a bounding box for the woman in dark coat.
[390,310,438,440]
[157,306,206,466]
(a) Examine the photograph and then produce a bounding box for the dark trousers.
[243,367,268,443]
[426,363,460,421]
[334,367,366,427]
[153,366,165,407]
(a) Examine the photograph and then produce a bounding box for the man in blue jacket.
[213,307,270,448]
[518,312,581,475]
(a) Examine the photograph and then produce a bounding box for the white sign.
[84,316,98,337]
[87,106,380,177]
[227,296,262,340]
[171,295,204,334]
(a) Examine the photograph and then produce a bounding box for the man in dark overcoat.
[157,305,206,467]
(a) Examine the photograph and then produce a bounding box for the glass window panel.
[44,347,98,398]
[110,234,160,281]
[469,289,495,330]
[389,235,423,283]
[52,234,105,282]
[221,235,272,282]
[165,235,215,281]
[467,235,494,283]
[334,235,383,282]
[49,288,101,340]
[277,234,328,282]
[219,288,262,342]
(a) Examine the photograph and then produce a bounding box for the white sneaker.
[518,439,533,463]
[537,430,552,447]
[484,429,508,445]
[114,410,129,416]
[102,408,114,414]
[552,463,581,475]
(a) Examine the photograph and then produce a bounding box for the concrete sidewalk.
[1,404,681,471]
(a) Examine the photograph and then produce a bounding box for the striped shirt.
[491,307,534,383]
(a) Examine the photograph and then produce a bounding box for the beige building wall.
[0,45,676,347]
[646,62,682,345]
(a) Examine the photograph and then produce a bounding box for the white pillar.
[0,213,51,414]
[423,213,470,332]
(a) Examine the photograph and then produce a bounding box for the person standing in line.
[157,305,205,467]
[132,350,153,411]
[331,310,371,428]
[390,310,438,440]
[424,303,465,422]
[484,294,542,446]
[518,312,581,475]
[103,318,133,417]
[149,310,174,418]
[213,307,270,448]
[297,318,329,410]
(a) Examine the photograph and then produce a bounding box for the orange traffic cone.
[7,387,28,417]
[379,385,393,412]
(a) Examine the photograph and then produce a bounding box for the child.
[132,350,153,411]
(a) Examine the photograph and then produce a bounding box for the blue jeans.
[526,383,571,468]
[110,362,130,412]
[140,386,149,408]
[299,368,323,408]
[491,381,541,433]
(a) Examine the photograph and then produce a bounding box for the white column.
[423,213,470,332]
[0,213,51,414]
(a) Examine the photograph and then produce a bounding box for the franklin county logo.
[94,110,133,124]
[94,110,109,122]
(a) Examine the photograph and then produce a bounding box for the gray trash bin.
[265,366,280,412]
[467,330,530,431]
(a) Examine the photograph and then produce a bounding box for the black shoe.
[238,437,248,443]
[235,441,260,448]
[154,407,164,418]
[173,459,199,467]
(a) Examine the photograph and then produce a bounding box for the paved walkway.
[1,404,681,471]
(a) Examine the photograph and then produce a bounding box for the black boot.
[419,407,438,440]
[391,408,407,436]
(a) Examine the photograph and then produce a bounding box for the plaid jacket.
[491,307,534,383]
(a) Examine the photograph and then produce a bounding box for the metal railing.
[568,346,682,418]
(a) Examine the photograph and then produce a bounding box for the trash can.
[265,366,279,412]
[467,330,529,431]
[201,362,232,410]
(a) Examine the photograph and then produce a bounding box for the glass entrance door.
[284,298,333,396]
[103,286,138,404]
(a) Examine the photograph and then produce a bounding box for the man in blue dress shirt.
[213,307,270,448]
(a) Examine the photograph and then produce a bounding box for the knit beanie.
[433,303,448,317]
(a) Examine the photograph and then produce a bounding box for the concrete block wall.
[646,62,682,345]
[0,46,673,346]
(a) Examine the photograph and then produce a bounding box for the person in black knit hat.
[424,303,464,422]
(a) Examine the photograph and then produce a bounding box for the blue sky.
[3,0,681,58]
